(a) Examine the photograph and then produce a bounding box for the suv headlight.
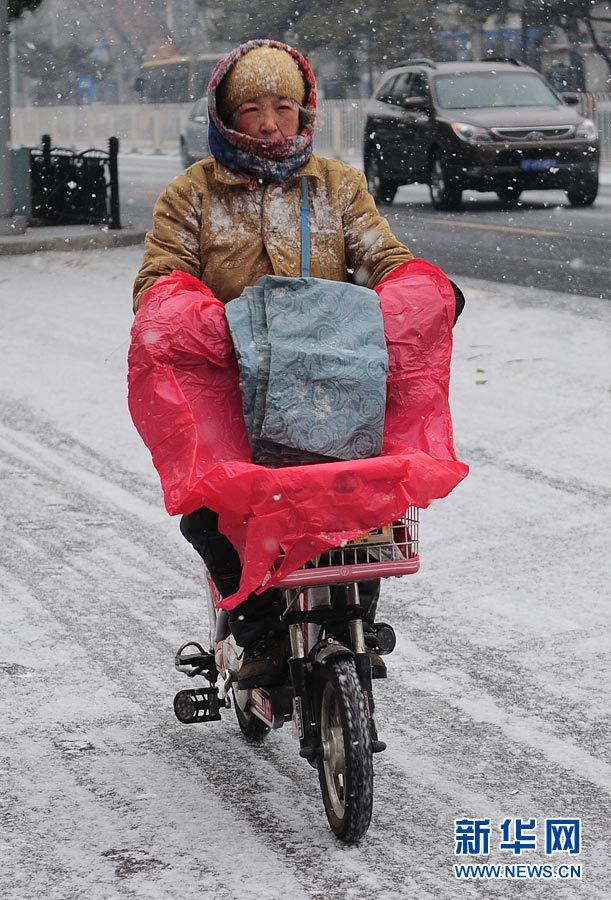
[451,122,493,143]
[575,118,597,141]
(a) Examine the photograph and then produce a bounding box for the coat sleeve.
[132,174,202,312]
[342,169,413,289]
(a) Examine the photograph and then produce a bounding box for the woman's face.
[233,95,300,140]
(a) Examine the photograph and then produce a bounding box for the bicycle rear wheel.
[233,689,270,742]
[317,657,373,843]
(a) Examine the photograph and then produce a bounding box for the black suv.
[363,58,600,209]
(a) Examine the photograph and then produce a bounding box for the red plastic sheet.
[128,259,468,608]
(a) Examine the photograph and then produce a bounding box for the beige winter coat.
[133,154,413,311]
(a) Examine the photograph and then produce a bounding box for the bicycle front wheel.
[317,657,373,843]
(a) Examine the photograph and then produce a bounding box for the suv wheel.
[365,154,397,204]
[429,154,462,211]
[566,176,598,207]
[496,185,522,205]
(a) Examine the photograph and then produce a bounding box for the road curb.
[0,227,147,256]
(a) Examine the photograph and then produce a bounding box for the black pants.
[180,506,380,646]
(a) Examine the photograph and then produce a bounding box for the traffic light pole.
[0,0,26,235]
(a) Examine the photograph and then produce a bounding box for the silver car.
[180,98,209,167]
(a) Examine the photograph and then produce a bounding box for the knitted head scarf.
[207,39,318,184]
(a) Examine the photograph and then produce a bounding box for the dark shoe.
[237,630,289,689]
[367,648,387,679]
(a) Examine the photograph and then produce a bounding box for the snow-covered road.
[0,247,609,898]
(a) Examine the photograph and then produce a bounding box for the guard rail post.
[41,133,52,176]
[108,136,121,229]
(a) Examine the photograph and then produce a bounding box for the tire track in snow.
[461,443,611,504]
[0,495,311,899]
[0,410,444,898]
[1,401,609,896]
[0,407,561,898]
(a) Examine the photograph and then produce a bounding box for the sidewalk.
[0,222,147,256]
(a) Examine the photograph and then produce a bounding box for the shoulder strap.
[300,177,311,278]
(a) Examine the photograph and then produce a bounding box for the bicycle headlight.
[451,122,493,143]
[575,118,597,141]
[374,623,397,656]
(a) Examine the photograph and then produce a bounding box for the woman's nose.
[259,112,279,134]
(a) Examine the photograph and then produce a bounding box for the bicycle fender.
[313,642,354,666]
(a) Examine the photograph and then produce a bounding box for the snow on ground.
[0,246,610,898]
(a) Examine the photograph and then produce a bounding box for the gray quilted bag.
[226,274,388,466]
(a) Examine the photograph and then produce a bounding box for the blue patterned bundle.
[226,275,388,466]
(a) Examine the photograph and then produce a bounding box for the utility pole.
[0,0,26,234]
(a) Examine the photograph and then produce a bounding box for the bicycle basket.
[274,506,420,588]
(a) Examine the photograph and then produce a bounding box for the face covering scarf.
[207,39,318,184]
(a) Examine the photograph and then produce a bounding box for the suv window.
[407,73,429,99]
[434,71,560,109]
[376,75,399,104]
[388,73,412,105]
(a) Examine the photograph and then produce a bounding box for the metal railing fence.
[11,97,611,164]
[27,134,121,228]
